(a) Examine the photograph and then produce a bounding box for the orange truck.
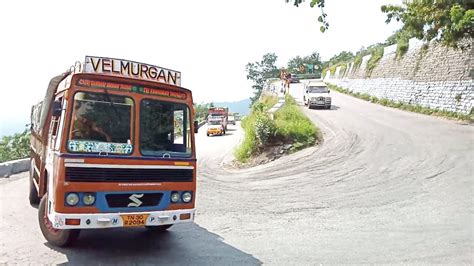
[206,107,228,136]
[29,56,198,247]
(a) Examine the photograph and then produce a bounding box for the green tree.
[322,51,354,69]
[286,0,328,32]
[382,0,474,47]
[0,129,30,163]
[246,53,279,105]
[287,52,322,74]
[193,102,212,122]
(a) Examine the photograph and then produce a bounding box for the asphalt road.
[1,82,473,264]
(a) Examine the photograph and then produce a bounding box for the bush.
[255,113,276,146]
[396,37,409,59]
[353,54,363,70]
[235,115,258,162]
[366,46,384,76]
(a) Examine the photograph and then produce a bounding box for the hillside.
[214,98,251,116]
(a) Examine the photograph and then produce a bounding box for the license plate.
[121,214,149,227]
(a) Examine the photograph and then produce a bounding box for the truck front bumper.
[48,208,195,229]
[207,129,222,135]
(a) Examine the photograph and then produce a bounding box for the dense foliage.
[287,52,323,75]
[382,0,474,48]
[0,129,30,163]
[235,94,278,161]
[194,102,213,122]
[245,53,280,105]
[322,51,354,70]
[366,45,385,76]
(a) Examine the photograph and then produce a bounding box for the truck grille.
[106,193,163,208]
[65,167,193,182]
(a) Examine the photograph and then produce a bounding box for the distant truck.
[228,115,236,125]
[207,107,228,129]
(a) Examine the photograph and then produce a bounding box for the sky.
[0,0,402,136]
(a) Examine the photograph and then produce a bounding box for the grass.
[396,37,409,59]
[234,114,258,162]
[327,84,473,121]
[235,94,320,162]
[260,93,278,110]
[273,95,318,148]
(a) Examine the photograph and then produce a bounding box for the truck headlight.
[182,192,192,203]
[171,192,181,203]
[66,193,80,206]
[82,193,96,205]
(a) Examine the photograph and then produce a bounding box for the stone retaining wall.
[324,38,473,114]
[0,158,29,178]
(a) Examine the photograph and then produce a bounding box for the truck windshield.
[68,92,133,154]
[140,99,192,158]
[308,86,328,93]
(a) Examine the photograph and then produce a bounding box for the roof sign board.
[77,78,186,99]
[84,56,181,87]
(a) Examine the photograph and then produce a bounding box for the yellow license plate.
[121,214,149,227]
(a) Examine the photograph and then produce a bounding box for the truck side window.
[50,97,63,150]
[54,98,66,151]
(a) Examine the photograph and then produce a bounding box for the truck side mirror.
[52,101,62,117]
[194,121,199,133]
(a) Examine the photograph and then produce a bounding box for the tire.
[327,105,331,109]
[29,160,40,205]
[145,224,173,232]
[206,133,210,136]
[38,194,80,247]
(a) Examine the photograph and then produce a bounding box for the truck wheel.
[38,194,80,247]
[145,225,173,232]
[327,105,331,109]
[29,160,40,205]
[207,133,210,136]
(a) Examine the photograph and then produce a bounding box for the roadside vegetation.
[194,102,213,122]
[327,84,473,122]
[287,0,473,49]
[0,129,30,163]
[235,94,319,163]
[321,1,473,78]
